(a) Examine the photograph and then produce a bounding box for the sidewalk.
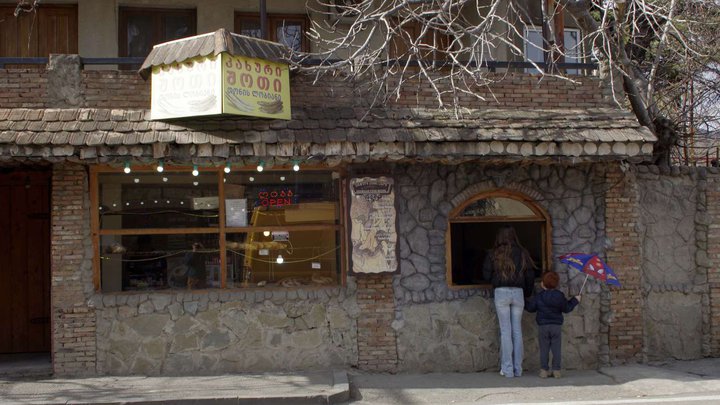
[0,359,718,404]
[348,358,720,404]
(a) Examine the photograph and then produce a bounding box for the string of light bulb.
[121,157,312,175]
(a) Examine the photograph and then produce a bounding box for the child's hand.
[575,295,582,302]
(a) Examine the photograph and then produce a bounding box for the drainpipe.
[260,0,268,40]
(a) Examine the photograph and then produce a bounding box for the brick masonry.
[0,69,47,108]
[1,64,613,110]
[356,274,399,372]
[707,176,720,356]
[605,163,645,363]
[51,163,96,376]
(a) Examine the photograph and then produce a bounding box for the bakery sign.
[151,53,291,120]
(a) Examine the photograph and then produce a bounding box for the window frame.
[523,26,584,74]
[118,6,197,58]
[0,4,78,58]
[388,18,453,64]
[445,189,552,289]
[90,164,347,292]
[234,12,310,52]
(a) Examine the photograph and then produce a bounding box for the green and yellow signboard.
[151,53,291,120]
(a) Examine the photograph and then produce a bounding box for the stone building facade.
[1,54,719,377]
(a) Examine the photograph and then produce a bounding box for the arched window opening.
[447,191,551,288]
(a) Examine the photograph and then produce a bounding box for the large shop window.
[447,191,550,288]
[92,167,343,292]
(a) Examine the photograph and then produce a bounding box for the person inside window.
[482,226,536,378]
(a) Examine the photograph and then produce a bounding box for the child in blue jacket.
[525,271,580,378]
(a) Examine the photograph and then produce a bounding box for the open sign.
[258,189,295,207]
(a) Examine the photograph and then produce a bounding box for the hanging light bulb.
[156,160,164,173]
[123,161,131,174]
[249,176,255,182]
[134,178,140,183]
[276,254,284,264]
[256,160,264,172]
[292,161,300,172]
[193,181,199,186]
[162,177,168,183]
[192,165,199,176]
[224,162,231,174]
[263,230,271,237]
[280,176,286,181]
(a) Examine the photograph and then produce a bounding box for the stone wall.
[93,287,358,375]
[392,163,605,372]
[636,166,714,361]
[47,159,720,376]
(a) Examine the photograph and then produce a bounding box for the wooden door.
[0,170,51,354]
[0,4,77,58]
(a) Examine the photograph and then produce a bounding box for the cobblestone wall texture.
[93,286,359,375]
[636,165,716,360]
[392,163,605,372]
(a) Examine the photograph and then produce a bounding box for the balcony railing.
[0,57,146,69]
[0,56,597,74]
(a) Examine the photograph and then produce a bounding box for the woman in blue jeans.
[482,226,536,377]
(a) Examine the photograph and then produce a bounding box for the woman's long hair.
[492,226,536,281]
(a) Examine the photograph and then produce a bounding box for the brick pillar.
[707,175,720,356]
[604,163,644,363]
[356,274,398,372]
[51,163,96,376]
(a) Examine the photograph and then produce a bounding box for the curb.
[2,371,351,405]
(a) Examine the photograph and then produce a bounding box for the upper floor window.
[389,19,451,64]
[0,4,77,58]
[447,191,549,288]
[119,7,196,58]
[234,13,309,52]
[524,27,583,74]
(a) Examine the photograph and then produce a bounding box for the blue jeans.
[494,287,525,377]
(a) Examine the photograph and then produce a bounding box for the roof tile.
[0,131,16,143]
[62,121,81,132]
[80,121,97,132]
[8,110,26,121]
[0,107,656,160]
[42,110,60,122]
[45,121,64,132]
[15,132,34,145]
[105,132,124,145]
[68,133,87,146]
[32,132,51,145]
[78,109,93,121]
[59,110,77,122]
[51,132,70,145]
